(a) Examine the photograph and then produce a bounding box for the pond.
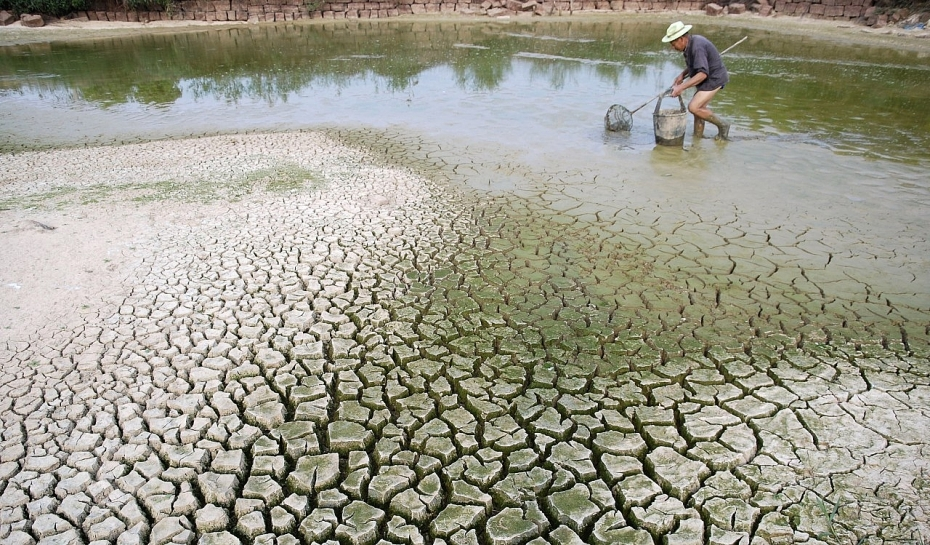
[2,17,929,162]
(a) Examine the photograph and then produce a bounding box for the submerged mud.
[0,130,927,545]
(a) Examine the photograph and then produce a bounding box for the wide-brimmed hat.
[662,21,692,43]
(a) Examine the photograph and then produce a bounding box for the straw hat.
[662,21,692,43]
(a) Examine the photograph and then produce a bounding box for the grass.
[0,162,324,210]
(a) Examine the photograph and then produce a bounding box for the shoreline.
[2,11,930,51]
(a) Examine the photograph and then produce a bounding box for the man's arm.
[671,71,706,97]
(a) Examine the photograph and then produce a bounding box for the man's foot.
[712,118,730,141]
[705,114,730,141]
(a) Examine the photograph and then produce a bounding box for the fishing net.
[605,104,633,132]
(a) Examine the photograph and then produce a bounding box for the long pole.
[720,36,748,55]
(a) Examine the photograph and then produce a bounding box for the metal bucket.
[653,94,687,147]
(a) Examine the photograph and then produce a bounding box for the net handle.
[628,89,669,116]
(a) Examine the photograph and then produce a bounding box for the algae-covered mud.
[1,15,929,545]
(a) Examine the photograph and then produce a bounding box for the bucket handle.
[654,93,686,115]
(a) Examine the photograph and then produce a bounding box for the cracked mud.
[1,130,928,545]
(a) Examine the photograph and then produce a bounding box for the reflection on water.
[1,19,929,165]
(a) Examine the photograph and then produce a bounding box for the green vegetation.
[0,0,89,17]
[876,0,930,10]
[0,162,323,210]
[122,0,176,14]
[244,164,323,194]
[0,0,172,20]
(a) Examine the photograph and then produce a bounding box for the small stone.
[23,455,61,473]
[287,453,340,495]
[21,14,45,27]
[57,492,91,527]
[335,501,385,544]
[236,511,267,539]
[87,515,126,541]
[298,508,337,542]
[449,480,492,514]
[195,504,229,533]
[592,431,647,458]
[197,473,239,506]
[486,507,540,545]
[368,465,416,506]
[210,450,246,477]
[32,513,73,539]
[663,518,704,545]
[3,530,35,545]
[646,447,710,501]
[615,474,661,509]
[545,484,600,534]
[242,475,284,506]
[198,531,242,545]
[328,421,374,453]
[430,504,486,538]
[149,516,192,544]
[271,505,297,534]
[281,494,309,518]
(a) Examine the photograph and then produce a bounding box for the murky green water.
[1,18,929,163]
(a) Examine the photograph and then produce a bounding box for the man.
[662,21,730,140]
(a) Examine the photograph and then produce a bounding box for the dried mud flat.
[2,17,930,545]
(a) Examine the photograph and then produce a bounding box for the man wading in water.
[663,21,731,140]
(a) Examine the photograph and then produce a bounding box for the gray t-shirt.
[684,34,729,91]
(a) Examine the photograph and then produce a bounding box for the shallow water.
[1,18,929,324]
[1,19,929,160]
